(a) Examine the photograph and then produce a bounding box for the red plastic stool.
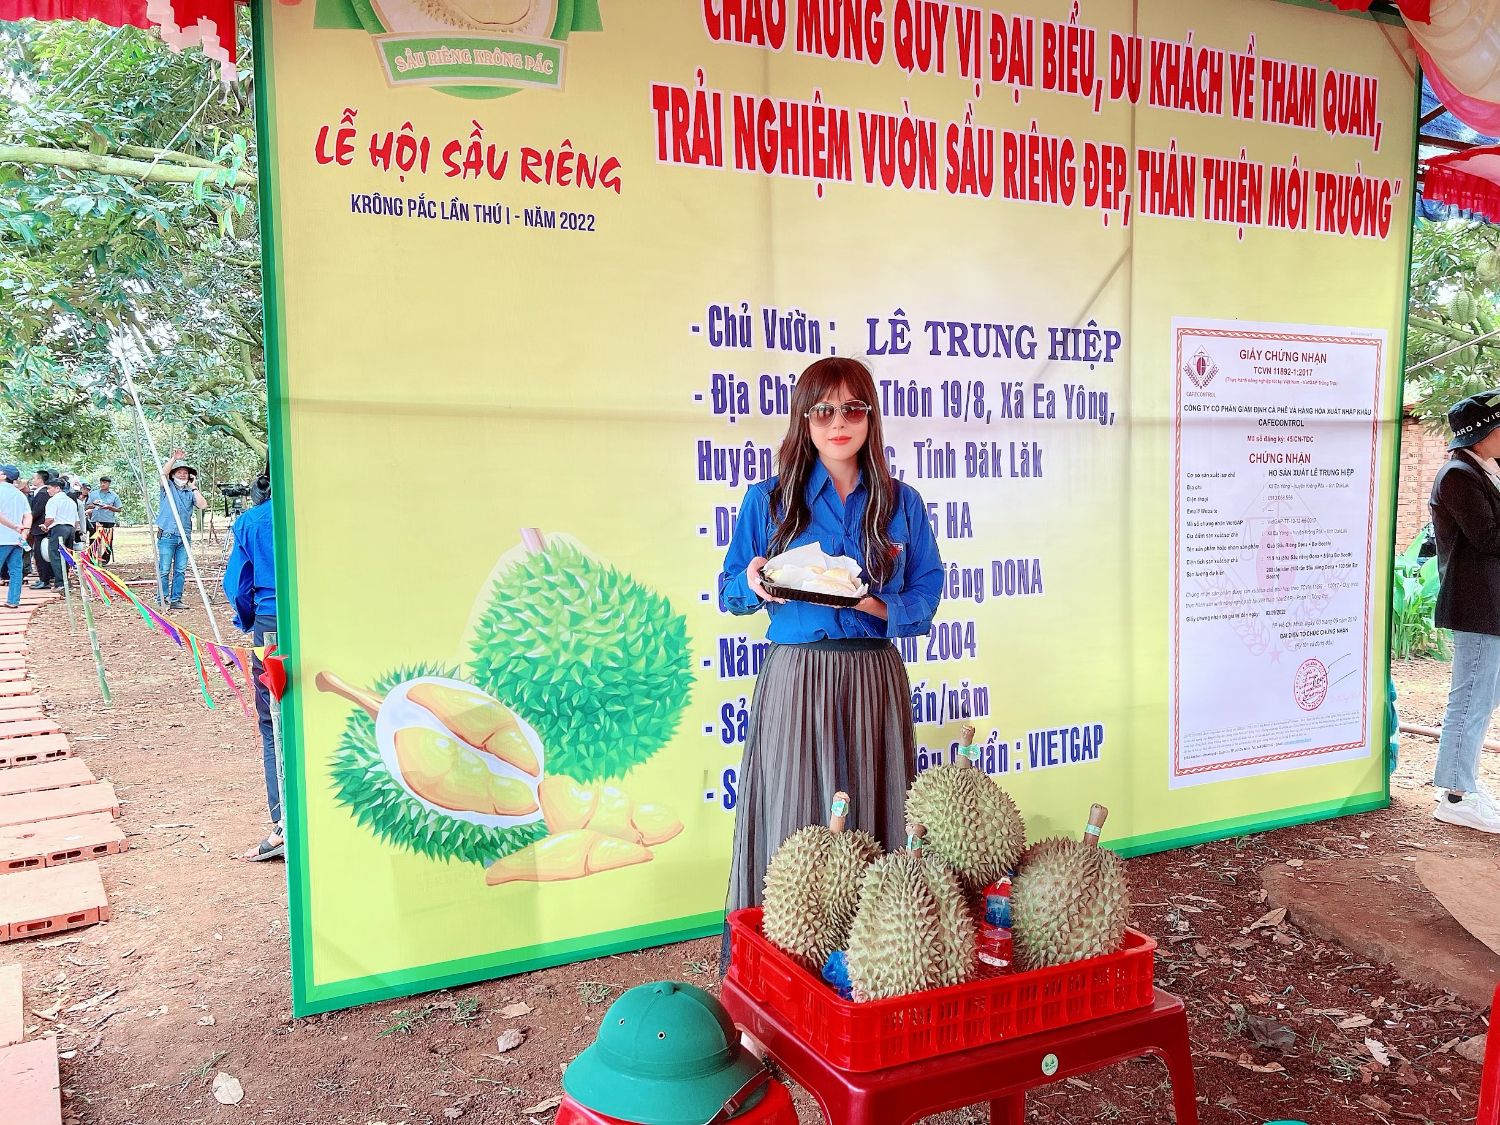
[555,1079,798,1125]
[722,978,1199,1125]
[1479,983,1500,1125]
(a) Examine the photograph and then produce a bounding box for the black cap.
[1448,390,1500,450]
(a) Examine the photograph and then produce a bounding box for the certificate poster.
[257,0,1415,1013]
[1170,319,1385,787]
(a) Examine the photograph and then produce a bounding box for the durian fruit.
[1448,290,1479,324]
[1011,804,1131,971]
[1479,250,1500,285]
[904,724,1026,895]
[326,665,548,866]
[845,825,976,1001]
[761,792,884,969]
[410,0,546,32]
[467,530,692,785]
[484,828,652,886]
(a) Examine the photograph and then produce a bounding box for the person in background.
[42,478,80,591]
[157,448,207,610]
[27,470,53,589]
[86,476,121,564]
[224,466,282,862]
[1429,390,1500,836]
[0,466,32,609]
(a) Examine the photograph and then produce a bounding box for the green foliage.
[1407,220,1500,430]
[1391,535,1448,660]
[0,15,265,457]
[327,664,548,866]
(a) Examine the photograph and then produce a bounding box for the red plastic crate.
[726,907,1156,1073]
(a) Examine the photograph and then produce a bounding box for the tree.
[1405,218,1500,428]
[0,13,265,462]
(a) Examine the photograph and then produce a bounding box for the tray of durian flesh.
[762,544,869,608]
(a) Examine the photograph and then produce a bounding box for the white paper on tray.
[763,543,869,597]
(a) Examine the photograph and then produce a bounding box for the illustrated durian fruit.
[845,825,976,1002]
[761,792,884,969]
[904,724,1026,896]
[467,529,692,785]
[485,828,652,886]
[324,667,549,866]
[1011,804,1131,971]
[538,776,683,847]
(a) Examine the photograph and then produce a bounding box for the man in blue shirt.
[0,466,33,609]
[156,448,207,609]
[223,466,282,862]
[86,476,122,564]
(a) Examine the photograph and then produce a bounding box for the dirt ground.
[9,534,1498,1124]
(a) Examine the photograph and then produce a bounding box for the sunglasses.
[804,400,872,426]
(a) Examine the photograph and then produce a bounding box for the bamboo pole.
[70,550,112,706]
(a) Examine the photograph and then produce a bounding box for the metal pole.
[114,354,225,646]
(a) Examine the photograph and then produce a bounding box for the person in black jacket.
[1429,391,1500,835]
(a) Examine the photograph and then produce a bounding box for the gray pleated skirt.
[724,639,916,930]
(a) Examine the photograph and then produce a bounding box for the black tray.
[763,581,864,609]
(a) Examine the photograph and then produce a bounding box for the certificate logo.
[1292,658,1329,712]
[1183,348,1218,389]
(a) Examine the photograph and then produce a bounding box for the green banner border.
[254,0,1417,1016]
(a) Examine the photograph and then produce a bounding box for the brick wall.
[1396,414,1450,552]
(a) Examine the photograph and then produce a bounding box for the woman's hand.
[747,557,787,604]
[854,595,888,621]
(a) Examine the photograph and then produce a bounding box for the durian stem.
[958,723,976,768]
[314,671,384,719]
[906,822,927,851]
[520,527,547,555]
[1084,803,1109,847]
[829,790,850,833]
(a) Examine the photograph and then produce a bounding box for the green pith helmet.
[564,981,768,1125]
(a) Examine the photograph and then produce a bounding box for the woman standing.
[1430,390,1500,835]
[718,357,945,949]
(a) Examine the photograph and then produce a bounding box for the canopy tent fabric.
[0,0,240,78]
[1424,145,1500,221]
[1324,0,1433,20]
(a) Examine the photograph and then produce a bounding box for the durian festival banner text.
[257,0,1414,1013]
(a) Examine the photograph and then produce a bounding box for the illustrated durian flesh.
[406,682,539,776]
[485,828,652,886]
[395,728,538,816]
[1010,837,1130,970]
[844,851,976,1001]
[761,824,883,969]
[402,0,554,33]
[904,762,1026,896]
[537,776,684,847]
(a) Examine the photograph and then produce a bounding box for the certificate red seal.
[1293,658,1329,712]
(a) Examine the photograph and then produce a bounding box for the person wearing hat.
[156,448,207,610]
[1428,390,1500,835]
[86,476,121,564]
[0,466,33,609]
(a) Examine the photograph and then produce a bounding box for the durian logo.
[344,0,603,99]
[323,531,695,889]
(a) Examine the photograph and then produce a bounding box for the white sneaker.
[1434,781,1496,802]
[1433,790,1500,834]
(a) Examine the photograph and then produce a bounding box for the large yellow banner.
[257,0,1415,1013]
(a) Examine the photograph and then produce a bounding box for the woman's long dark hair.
[768,357,899,586]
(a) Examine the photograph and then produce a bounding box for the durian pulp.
[394,728,538,816]
[407,681,540,776]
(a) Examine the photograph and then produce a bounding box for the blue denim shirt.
[156,484,196,536]
[222,500,277,632]
[718,462,943,642]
